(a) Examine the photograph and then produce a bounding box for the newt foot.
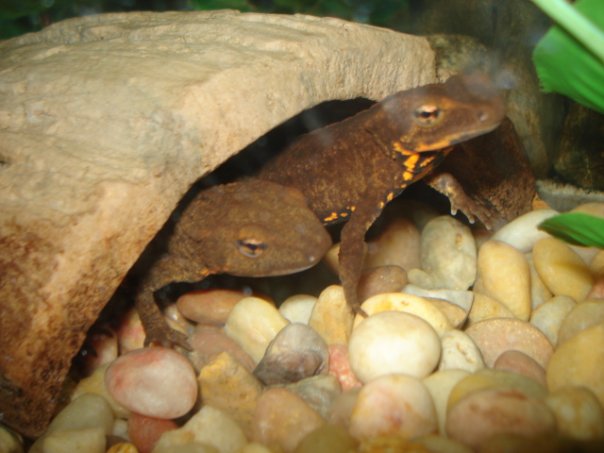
[143,324,192,351]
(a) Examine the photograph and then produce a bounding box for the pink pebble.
[105,346,198,419]
[328,344,362,391]
[128,412,178,453]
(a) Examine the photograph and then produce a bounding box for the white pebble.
[105,347,197,419]
[348,311,441,382]
[492,209,557,252]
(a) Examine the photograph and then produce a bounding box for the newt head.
[383,72,506,153]
[174,179,331,277]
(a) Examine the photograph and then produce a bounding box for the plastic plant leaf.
[532,0,604,113]
[538,212,604,248]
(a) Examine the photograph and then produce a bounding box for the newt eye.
[237,238,268,258]
[413,104,442,126]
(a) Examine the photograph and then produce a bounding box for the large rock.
[0,11,438,435]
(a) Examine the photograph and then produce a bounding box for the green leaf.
[532,0,604,113]
[538,212,604,248]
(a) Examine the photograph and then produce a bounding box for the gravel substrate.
[8,201,604,453]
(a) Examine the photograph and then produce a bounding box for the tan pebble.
[279,294,317,324]
[323,243,340,274]
[105,347,198,419]
[252,387,324,453]
[72,364,129,418]
[477,240,531,320]
[198,352,262,438]
[425,298,468,329]
[590,250,604,278]
[349,374,437,440]
[34,427,106,453]
[327,343,362,391]
[357,265,408,303]
[533,237,594,302]
[116,309,145,354]
[446,387,556,449]
[0,425,23,453]
[438,329,484,372]
[530,295,576,345]
[413,215,477,290]
[527,254,553,310]
[128,412,176,453]
[478,432,604,452]
[328,388,360,429]
[558,300,604,345]
[285,374,342,420]
[447,369,548,411]
[465,318,553,368]
[81,327,118,376]
[254,323,328,385]
[309,285,353,345]
[355,292,451,335]
[491,209,557,253]
[545,386,604,440]
[547,322,604,407]
[423,369,469,435]
[294,423,357,453]
[467,292,515,325]
[224,296,288,363]
[414,434,473,453]
[155,406,245,453]
[106,442,138,453]
[349,311,441,382]
[365,216,421,271]
[588,276,604,299]
[189,325,255,373]
[572,202,604,217]
[493,350,547,386]
[176,289,246,325]
[154,442,218,453]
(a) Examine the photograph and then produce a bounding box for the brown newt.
[136,179,331,348]
[258,73,506,314]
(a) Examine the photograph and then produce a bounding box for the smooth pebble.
[410,216,477,290]
[252,388,324,453]
[493,349,547,386]
[476,240,531,320]
[294,423,357,453]
[224,296,288,363]
[198,352,262,438]
[357,265,408,303]
[254,323,328,385]
[189,325,255,372]
[105,347,197,419]
[128,413,177,453]
[446,387,556,449]
[349,374,437,440]
[465,318,553,368]
[527,254,553,310]
[423,369,469,435]
[176,289,246,325]
[72,364,129,418]
[557,300,604,345]
[547,322,604,407]
[438,329,484,372]
[154,405,246,453]
[545,386,604,441]
[349,311,441,382]
[364,216,421,271]
[355,292,451,336]
[467,292,515,325]
[308,285,354,345]
[285,374,341,420]
[491,209,557,252]
[0,425,23,453]
[530,295,576,345]
[279,294,317,324]
[533,237,594,302]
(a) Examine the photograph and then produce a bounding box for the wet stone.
[189,325,256,373]
[254,323,329,385]
[176,289,247,325]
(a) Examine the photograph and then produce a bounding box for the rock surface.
[0,10,438,436]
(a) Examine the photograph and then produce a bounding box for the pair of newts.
[138,72,523,349]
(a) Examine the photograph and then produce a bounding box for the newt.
[135,179,331,348]
[258,73,506,314]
